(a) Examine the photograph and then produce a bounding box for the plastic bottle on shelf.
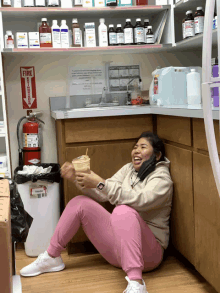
[124,19,134,45]
[98,18,108,47]
[146,26,154,44]
[136,0,148,5]
[116,24,124,46]
[1,0,11,6]
[95,0,105,7]
[144,19,150,43]
[23,0,34,6]
[185,10,195,38]
[134,18,144,45]
[51,20,61,48]
[72,19,82,47]
[47,0,59,6]
[35,0,46,6]
[5,31,14,49]
[108,24,117,46]
[186,69,201,106]
[39,18,52,48]
[60,20,70,48]
[194,7,204,35]
[106,0,117,7]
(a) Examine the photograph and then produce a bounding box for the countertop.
[51,104,220,120]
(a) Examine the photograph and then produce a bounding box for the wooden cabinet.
[165,144,195,266]
[56,114,153,253]
[193,152,220,293]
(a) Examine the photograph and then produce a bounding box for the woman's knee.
[112,204,138,216]
[66,195,92,208]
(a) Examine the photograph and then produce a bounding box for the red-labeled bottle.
[39,18,52,48]
[136,0,148,6]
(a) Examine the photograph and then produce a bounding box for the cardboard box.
[0,179,12,293]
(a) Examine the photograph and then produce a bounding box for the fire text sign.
[20,67,37,109]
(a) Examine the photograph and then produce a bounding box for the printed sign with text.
[20,66,37,109]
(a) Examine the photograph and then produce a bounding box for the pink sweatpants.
[47,195,164,280]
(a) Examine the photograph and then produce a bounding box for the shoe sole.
[20,263,65,277]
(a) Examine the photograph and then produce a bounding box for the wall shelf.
[0,5,170,17]
[2,44,172,55]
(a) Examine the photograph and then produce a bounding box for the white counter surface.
[51,104,220,120]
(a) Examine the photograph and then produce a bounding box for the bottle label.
[61,29,69,46]
[75,0,82,4]
[194,16,204,34]
[73,28,81,45]
[3,0,11,4]
[99,28,108,46]
[6,39,14,48]
[117,32,124,44]
[40,33,52,44]
[185,20,195,37]
[35,0,45,5]
[182,23,185,39]
[134,27,144,43]
[109,32,117,44]
[124,28,133,44]
[107,0,116,3]
[24,0,34,5]
[153,74,159,95]
[52,29,61,47]
[48,0,59,5]
[146,34,154,44]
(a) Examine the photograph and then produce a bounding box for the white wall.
[3,49,202,174]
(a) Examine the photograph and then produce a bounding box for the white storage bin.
[17,181,60,257]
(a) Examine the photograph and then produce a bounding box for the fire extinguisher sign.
[20,67,37,109]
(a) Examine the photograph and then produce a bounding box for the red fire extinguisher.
[17,112,45,166]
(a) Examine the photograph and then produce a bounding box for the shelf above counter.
[171,29,218,51]
[2,44,172,55]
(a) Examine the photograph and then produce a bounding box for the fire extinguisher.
[17,112,45,166]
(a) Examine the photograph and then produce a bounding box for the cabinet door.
[157,115,192,146]
[65,141,136,245]
[193,118,220,153]
[165,143,195,265]
[193,152,220,293]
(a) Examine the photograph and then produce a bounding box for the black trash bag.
[9,180,33,243]
[14,163,61,184]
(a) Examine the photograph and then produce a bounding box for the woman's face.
[131,137,154,172]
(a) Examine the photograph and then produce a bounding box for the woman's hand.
[60,162,76,183]
[75,170,105,189]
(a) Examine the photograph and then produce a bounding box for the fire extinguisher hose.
[17,116,26,166]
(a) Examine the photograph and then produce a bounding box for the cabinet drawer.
[193,118,220,153]
[157,115,192,146]
[64,115,153,143]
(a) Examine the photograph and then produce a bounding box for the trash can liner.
[0,178,34,243]
[14,163,61,184]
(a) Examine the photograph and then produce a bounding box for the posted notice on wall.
[68,66,105,96]
[20,66,37,109]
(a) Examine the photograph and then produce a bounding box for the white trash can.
[17,180,60,257]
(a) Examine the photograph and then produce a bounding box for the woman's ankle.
[47,251,56,258]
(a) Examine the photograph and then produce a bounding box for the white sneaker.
[123,276,148,293]
[20,251,65,277]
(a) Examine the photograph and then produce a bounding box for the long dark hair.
[134,131,166,162]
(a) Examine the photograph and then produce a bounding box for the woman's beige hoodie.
[76,157,173,251]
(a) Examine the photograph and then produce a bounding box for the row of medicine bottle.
[4,18,155,49]
[182,7,204,39]
[2,0,167,7]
